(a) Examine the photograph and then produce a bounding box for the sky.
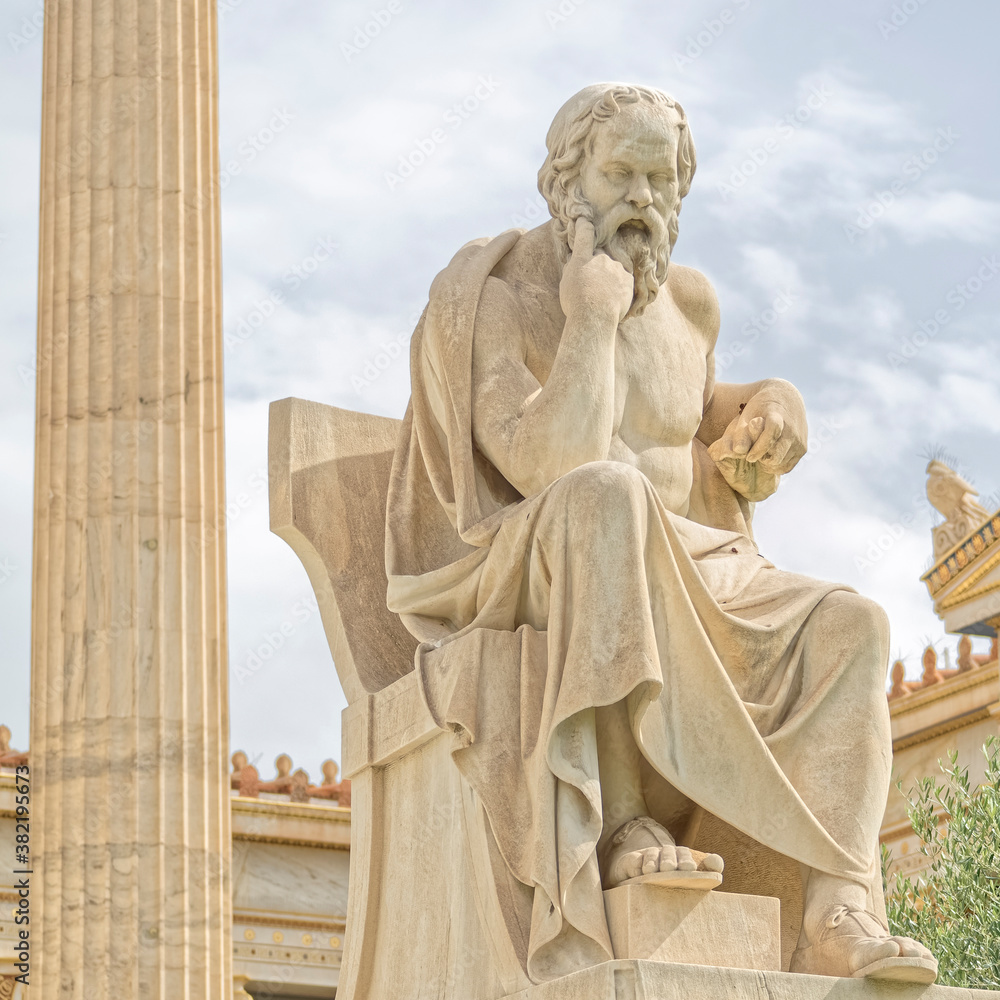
[1,0,998,781]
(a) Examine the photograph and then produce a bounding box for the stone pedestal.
[603,884,781,971]
[30,1,230,996]
[500,960,1000,999]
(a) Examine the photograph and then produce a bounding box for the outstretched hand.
[559,218,634,327]
[707,393,807,502]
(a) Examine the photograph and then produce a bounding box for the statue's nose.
[627,175,653,208]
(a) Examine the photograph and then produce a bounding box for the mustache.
[591,208,672,321]
[594,208,666,249]
[605,235,663,320]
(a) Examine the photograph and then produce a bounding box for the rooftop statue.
[383,83,936,984]
[926,458,991,558]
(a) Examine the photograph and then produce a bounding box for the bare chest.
[524,290,708,450]
[612,301,708,448]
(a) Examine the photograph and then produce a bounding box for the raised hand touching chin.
[559,217,634,327]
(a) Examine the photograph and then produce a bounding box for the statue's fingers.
[730,416,758,456]
[773,436,795,467]
[571,218,596,259]
[746,415,783,463]
[707,432,733,462]
[674,846,698,871]
[658,843,678,872]
[760,435,794,472]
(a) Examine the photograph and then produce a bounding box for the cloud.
[880,190,1000,244]
[3,0,999,771]
[741,243,805,296]
[939,373,1000,433]
[698,67,1000,248]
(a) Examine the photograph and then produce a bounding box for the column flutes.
[30,0,231,995]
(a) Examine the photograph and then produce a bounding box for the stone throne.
[270,396,533,999]
[269,396,966,1000]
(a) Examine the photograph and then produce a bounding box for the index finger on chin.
[571,218,596,259]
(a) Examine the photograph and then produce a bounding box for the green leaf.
[883,739,1000,989]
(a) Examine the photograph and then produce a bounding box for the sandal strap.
[824,904,889,936]
[794,905,896,977]
[606,816,675,850]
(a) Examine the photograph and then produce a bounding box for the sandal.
[790,904,937,983]
[599,816,724,891]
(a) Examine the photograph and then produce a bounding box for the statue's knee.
[813,591,890,671]
[555,461,648,510]
[541,462,649,546]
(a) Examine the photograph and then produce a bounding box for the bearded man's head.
[538,84,697,318]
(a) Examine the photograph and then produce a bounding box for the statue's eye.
[608,167,630,181]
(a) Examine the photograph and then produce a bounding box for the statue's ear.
[677,121,697,200]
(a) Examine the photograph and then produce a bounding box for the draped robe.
[385,230,892,982]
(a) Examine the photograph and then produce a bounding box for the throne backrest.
[268,397,418,704]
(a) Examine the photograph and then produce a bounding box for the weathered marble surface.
[384,82,931,985]
[500,961,999,1000]
[603,885,781,971]
[29,1,231,996]
[269,82,975,999]
[232,841,349,917]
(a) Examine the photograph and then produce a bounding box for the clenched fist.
[559,218,634,327]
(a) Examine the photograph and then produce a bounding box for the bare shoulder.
[666,263,720,344]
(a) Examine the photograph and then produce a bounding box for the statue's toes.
[619,851,642,880]
[640,847,660,876]
[698,851,724,873]
[658,844,678,872]
[891,937,933,960]
[853,937,901,972]
[674,846,698,871]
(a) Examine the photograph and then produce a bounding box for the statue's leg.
[595,701,648,849]
[516,461,724,889]
[783,591,937,982]
[594,703,702,850]
[595,701,723,887]
[770,590,892,864]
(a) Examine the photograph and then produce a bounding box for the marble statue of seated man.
[384,82,936,985]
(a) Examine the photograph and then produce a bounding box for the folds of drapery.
[385,232,891,982]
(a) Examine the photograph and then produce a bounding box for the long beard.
[597,216,671,320]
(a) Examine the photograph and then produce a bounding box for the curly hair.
[537,84,696,249]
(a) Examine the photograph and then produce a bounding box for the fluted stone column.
[30,1,230,997]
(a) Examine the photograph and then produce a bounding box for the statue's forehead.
[589,104,681,163]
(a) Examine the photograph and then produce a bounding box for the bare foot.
[599,816,723,889]
[790,904,937,982]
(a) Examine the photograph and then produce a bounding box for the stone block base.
[603,883,780,971]
[501,960,1000,999]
